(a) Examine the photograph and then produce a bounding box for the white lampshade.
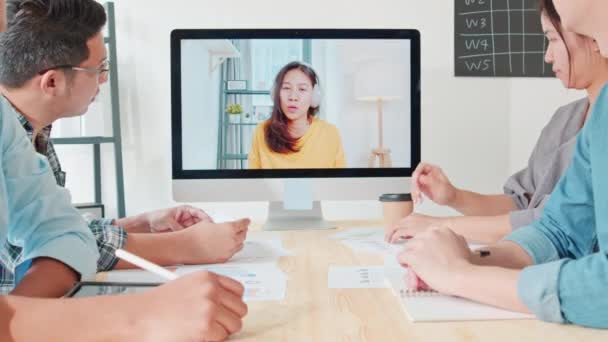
[354,59,407,102]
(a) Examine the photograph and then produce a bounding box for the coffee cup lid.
[379,193,412,202]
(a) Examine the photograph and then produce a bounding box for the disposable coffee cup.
[379,193,413,230]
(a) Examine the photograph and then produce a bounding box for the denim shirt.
[0,96,98,285]
[505,84,608,328]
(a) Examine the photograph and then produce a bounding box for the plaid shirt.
[0,116,127,294]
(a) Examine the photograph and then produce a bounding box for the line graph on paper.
[455,0,554,77]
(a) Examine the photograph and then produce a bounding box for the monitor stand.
[263,201,335,231]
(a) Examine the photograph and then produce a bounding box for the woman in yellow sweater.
[248,62,346,169]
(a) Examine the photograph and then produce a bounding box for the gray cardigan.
[504,98,589,229]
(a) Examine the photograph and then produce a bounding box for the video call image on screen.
[180,38,412,170]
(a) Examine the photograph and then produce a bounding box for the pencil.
[115,249,178,281]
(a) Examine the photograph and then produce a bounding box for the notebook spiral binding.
[400,288,441,297]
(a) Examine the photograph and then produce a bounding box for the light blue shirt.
[0,95,98,285]
[505,84,608,328]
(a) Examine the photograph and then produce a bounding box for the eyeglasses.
[38,60,110,78]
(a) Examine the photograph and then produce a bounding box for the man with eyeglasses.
[0,0,251,296]
[0,1,247,340]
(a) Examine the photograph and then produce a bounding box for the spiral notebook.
[384,269,535,322]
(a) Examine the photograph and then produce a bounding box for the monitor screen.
[171,30,420,179]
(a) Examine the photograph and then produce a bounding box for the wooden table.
[232,221,608,341]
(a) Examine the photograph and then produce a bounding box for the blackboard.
[455,0,553,77]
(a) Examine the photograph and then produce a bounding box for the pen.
[474,249,491,258]
[115,249,178,281]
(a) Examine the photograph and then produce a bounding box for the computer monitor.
[171,29,420,230]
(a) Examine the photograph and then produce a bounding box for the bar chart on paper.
[455,0,554,77]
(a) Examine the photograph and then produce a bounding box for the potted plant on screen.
[226,103,243,123]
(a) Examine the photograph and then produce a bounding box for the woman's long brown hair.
[264,61,320,154]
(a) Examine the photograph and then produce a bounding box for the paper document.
[329,227,384,240]
[332,228,488,268]
[206,211,237,223]
[228,237,292,264]
[330,228,405,265]
[328,266,403,289]
[104,232,290,301]
[105,263,287,301]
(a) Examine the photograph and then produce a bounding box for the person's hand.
[397,226,473,295]
[138,271,248,341]
[144,205,213,233]
[178,219,250,264]
[404,269,432,292]
[411,162,458,206]
[384,213,444,243]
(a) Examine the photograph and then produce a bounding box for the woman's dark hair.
[539,0,573,85]
[0,0,107,88]
[264,61,320,154]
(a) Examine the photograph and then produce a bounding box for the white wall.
[508,79,584,175]
[60,0,582,221]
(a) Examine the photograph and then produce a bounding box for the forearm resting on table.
[10,258,79,298]
[1,294,137,341]
[114,231,185,269]
[114,214,149,233]
[444,214,512,244]
[452,264,530,314]
[451,190,518,216]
